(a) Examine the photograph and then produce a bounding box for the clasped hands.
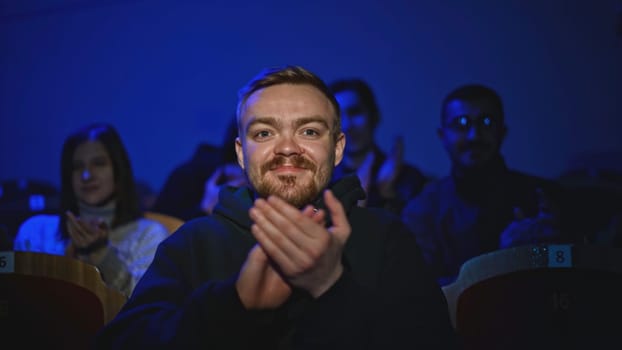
[65,211,110,262]
[236,189,351,310]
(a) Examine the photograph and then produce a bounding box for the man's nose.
[274,135,302,156]
[466,125,483,140]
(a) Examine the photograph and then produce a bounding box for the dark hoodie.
[94,175,458,349]
[401,156,583,286]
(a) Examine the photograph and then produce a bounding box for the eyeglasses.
[443,115,500,132]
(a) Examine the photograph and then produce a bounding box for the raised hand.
[201,163,247,215]
[65,211,110,260]
[236,203,326,309]
[376,135,404,199]
[236,244,292,309]
[248,190,351,298]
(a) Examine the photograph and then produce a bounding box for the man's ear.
[235,137,245,170]
[334,132,345,166]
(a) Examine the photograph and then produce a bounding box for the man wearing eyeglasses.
[401,84,572,286]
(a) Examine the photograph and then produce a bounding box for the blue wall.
[1,0,621,192]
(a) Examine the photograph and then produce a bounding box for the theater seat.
[0,251,127,349]
[144,211,185,234]
[442,244,622,350]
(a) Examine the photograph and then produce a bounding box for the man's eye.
[302,129,319,136]
[459,116,469,127]
[482,116,492,127]
[255,130,271,138]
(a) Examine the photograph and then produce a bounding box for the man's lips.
[271,165,306,173]
[262,155,317,175]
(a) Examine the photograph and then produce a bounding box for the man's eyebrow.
[292,116,330,130]
[245,116,330,133]
[245,116,281,133]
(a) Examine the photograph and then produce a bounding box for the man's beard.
[249,154,333,208]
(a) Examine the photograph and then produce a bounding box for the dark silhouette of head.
[438,84,507,171]
[328,78,380,158]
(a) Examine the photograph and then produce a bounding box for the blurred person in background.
[13,122,169,297]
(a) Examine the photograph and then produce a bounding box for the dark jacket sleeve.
[93,227,264,349]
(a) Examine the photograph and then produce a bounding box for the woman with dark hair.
[13,123,169,297]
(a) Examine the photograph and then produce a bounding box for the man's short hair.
[236,65,341,139]
[441,84,504,124]
[328,78,380,129]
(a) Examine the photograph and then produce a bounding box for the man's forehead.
[445,98,499,117]
[240,84,335,126]
[247,84,329,105]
